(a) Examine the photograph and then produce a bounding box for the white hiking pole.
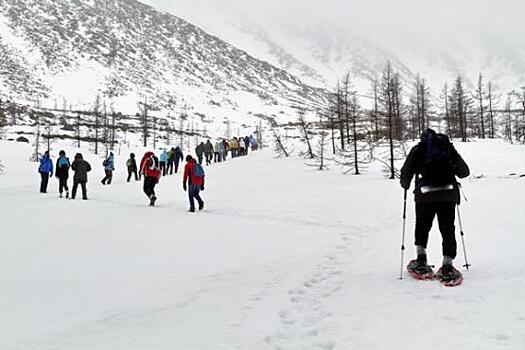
[399,189,408,280]
[456,205,471,270]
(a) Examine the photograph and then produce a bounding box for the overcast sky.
[142,0,523,41]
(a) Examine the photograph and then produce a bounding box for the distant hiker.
[195,142,205,165]
[167,148,175,175]
[400,128,470,281]
[140,151,161,206]
[249,134,257,150]
[101,152,114,185]
[214,141,221,163]
[222,140,229,160]
[126,153,138,182]
[244,136,250,155]
[55,150,71,198]
[160,150,168,176]
[239,137,246,156]
[183,155,205,212]
[38,151,53,193]
[229,137,239,158]
[219,140,226,162]
[71,153,91,200]
[204,140,214,165]
[174,146,184,173]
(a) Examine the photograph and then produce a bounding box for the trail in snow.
[0,139,525,350]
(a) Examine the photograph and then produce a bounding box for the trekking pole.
[456,205,471,270]
[399,189,408,280]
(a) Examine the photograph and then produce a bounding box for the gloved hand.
[183,184,187,192]
[200,185,205,191]
[400,180,410,190]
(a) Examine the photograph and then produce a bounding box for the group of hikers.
[37,135,257,211]
[38,128,469,283]
[195,135,257,166]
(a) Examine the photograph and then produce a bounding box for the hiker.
[204,140,214,165]
[239,137,246,156]
[229,137,239,158]
[249,134,257,150]
[219,140,226,162]
[244,136,250,155]
[400,128,470,281]
[222,139,229,161]
[126,153,138,182]
[195,142,205,165]
[38,151,53,193]
[55,150,71,198]
[159,149,168,176]
[174,146,184,173]
[101,152,114,185]
[183,155,205,212]
[71,153,91,200]
[214,140,222,163]
[140,151,161,206]
[167,148,175,175]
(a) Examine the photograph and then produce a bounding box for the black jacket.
[400,142,470,203]
[55,157,70,179]
[72,159,92,183]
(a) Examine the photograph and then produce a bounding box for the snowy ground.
[1,139,525,350]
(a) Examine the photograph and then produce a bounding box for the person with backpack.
[174,146,184,173]
[400,128,470,282]
[214,140,221,163]
[71,153,91,200]
[167,148,175,175]
[195,142,205,165]
[229,137,239,158]
[183,155,205,212]
[222,139,229,161]
[160,149,168,176]
[244,136,250,155]
[140,151,162,206]
[38,151,53,193]
[204,140,214,166]
[101,152,115,185]
[126,153,138,182]
[55,150,71,198]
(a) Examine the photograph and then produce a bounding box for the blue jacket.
[160,151,168,163]
[104,154,115,171]
[39,155,53,174]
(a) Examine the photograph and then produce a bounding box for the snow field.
[0,138,524,349]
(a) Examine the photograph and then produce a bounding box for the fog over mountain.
[145,0,525,93]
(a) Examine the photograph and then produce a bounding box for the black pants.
[415,201,457,259]
[188,184,204,210]
[143,177,157,199]
[58,176,69,194]
[127,169,138,182]
[101,170,113,185]
[160,162,166,176]
[72,180,87,199]
[174,159,181,173]
[197,155,203,165]
[39,172,49,193]
[167,161,174,174]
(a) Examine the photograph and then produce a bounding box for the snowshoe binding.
[435,265,463,287]
[407,255,435,280]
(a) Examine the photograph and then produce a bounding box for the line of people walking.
[36,135,258,211]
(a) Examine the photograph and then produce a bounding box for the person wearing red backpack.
[183,155,205,212]
[140,151,162,206]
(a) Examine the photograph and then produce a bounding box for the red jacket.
[140,152,161,180]
[183,159,205,186]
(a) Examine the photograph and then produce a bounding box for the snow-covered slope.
[154,0,525,95]
[0,0,327,131]
[1,138,524,349]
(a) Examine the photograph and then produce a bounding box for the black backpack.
[423,132,453,186]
